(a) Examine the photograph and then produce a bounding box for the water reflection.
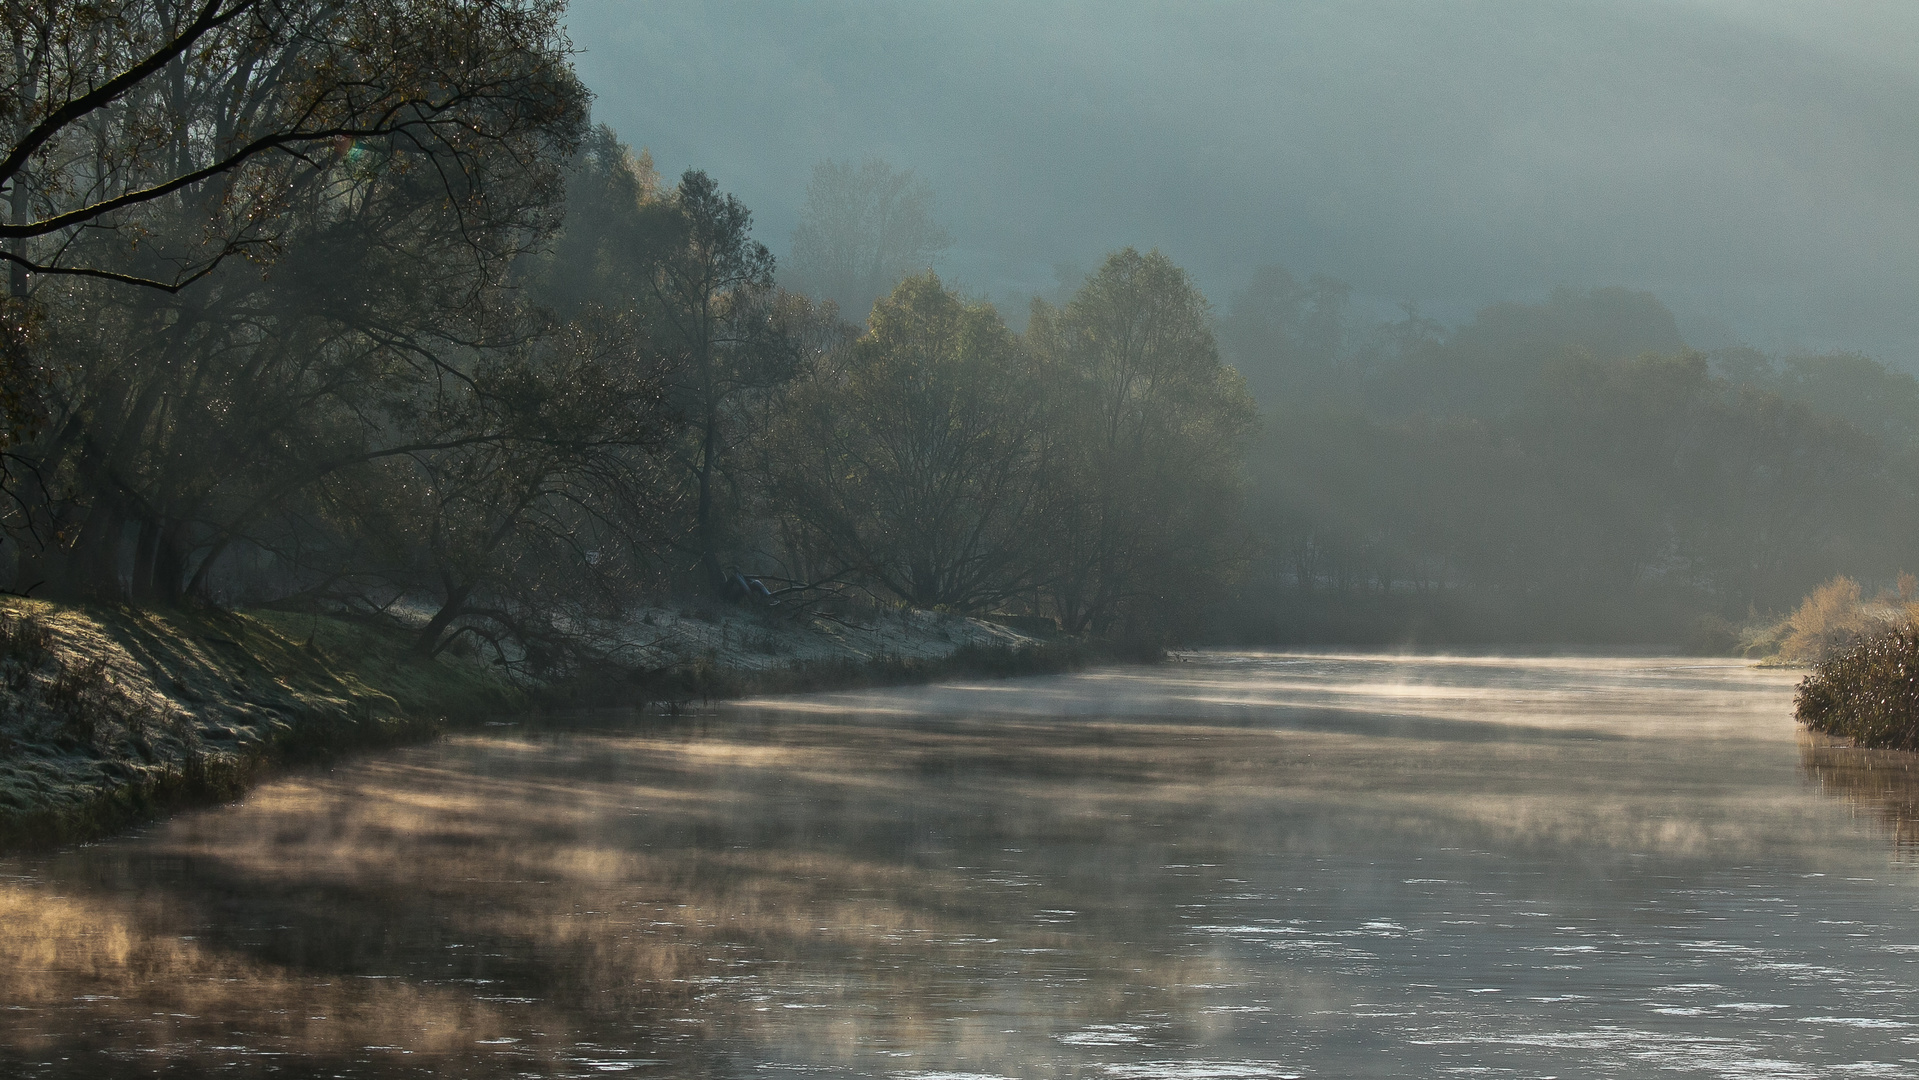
[1802,734,1919,853]
[4,654,1919,1078]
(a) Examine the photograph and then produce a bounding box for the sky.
[565,0,1919,361]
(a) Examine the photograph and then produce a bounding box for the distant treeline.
[0,3,1252,662]
[1218,277,1919,643]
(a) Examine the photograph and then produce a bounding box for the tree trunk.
[130,515,161,600]
[414,582,474,657]
[56,488,128,599]
[154,519,192,605]
[697,404,722,591]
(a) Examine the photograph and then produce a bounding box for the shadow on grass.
[0,600,522,849]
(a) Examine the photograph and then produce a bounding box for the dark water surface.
[6,653,1919,1078]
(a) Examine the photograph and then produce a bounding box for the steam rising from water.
[4,654,1917,1078]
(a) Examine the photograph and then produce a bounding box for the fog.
[568,1,1919,357]
[20,655,1907,1078]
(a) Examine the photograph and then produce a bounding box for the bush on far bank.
[1797,625,1919,750]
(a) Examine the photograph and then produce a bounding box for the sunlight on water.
[5,653,1919,1077]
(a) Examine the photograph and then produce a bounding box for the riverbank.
[0,597,1074,847]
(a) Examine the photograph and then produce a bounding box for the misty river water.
[6,653,1919,1078]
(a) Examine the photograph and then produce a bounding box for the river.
[4,652,1919,1078]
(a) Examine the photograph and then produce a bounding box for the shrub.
[1797,625,1919,750]
[1779,576,1881,664]
[1737,612,1793,660]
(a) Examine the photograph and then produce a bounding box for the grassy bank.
[0,598,523,848]
[0,598,1091,847]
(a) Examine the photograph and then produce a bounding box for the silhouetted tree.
[2,0,584,293]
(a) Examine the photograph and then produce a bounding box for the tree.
[1218,265,1352,404]
[0,0,588,601]
[646,170,798,592]
[321,314,677,657]
[1774,351,1919,450]
[1,0,584,293]
[785,157,949,321]
[1029,248,1258,636]
[0,0,586,596]
[771,273,1044,610]
[518,125,662,317]
[1366,285,1685,418]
